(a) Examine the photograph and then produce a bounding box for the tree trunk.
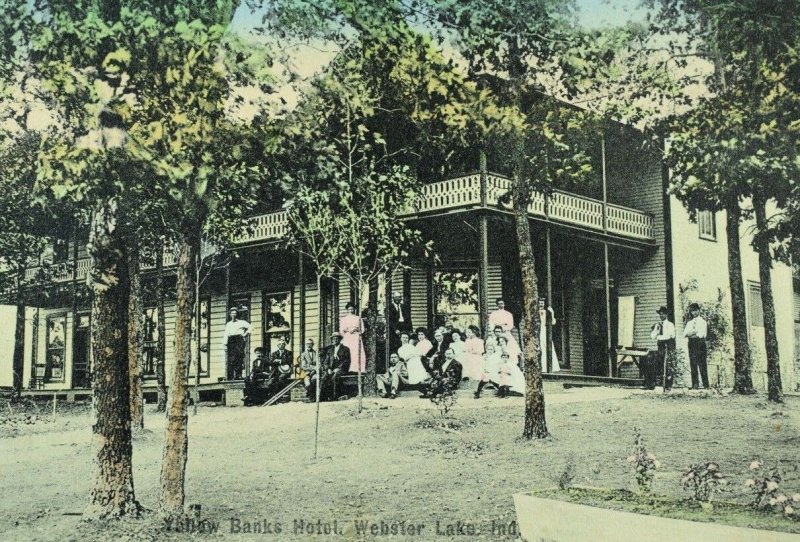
[362,277,379,396]
[159,230,198,518]
[513,178,549,440]
[85,200,140,519]
[128,248,144,429]
[752,194,783,402]
[13,268,25,396]
[726,200,756,394]
[156,240,167,412]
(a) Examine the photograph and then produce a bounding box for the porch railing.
[24,173,655,283]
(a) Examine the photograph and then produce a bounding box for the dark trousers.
[642,351,659,389]
[227,335,246,380]
[688,338,709,388]
[657,339,675,390]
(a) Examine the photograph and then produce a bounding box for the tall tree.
[414,0,624,439]
[647,0,800,400]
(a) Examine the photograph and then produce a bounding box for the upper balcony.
[25,173,655,283]
[241,173,656,244]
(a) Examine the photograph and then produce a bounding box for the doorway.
[72,314,91,388]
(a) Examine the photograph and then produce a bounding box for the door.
[582,279,617,377]
[71,314,91,388]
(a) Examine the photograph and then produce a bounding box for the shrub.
[745,460,798,519]
[627,427,661,493]
[429,387,457,417]
[681,462,727,503]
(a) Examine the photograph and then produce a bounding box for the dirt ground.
[1,384,799,542]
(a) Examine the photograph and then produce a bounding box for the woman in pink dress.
[462,325,484,380]
[339,302,367,373]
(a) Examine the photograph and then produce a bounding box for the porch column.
[298,252,305,350]
[546,226,553,373]
[478,150,489,332]
[601,134,613,377]
[71,219,79,387]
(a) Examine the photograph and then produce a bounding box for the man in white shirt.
[683,302,709,389]
[223,308,251,380]
[650,305,676,390]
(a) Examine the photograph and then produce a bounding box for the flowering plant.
[681,462,727,503]
[745,459,798,518]
[627,427,661,492]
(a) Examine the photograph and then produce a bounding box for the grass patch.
[531,487,800,534]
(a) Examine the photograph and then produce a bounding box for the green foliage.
[745,459,799,519]
[681,462,726,504]
[626,427,661,493]
[678,279,731,358]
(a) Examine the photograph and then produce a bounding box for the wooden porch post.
[71,219,79,387]
[479,149,489,333]
[298,251,305,351]
[601,134,613,377]
[546,226,553,373]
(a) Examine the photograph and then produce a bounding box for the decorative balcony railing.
[24,173,655,283]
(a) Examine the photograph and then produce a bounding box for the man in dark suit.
[387,291,413,354]
[244,347,271,406]
[422,328,449,376]
[267,338,294,398]
[420,347,462,398]
[319,333,351,401]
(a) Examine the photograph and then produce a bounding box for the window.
[433,269,480,331]
[698,210,717,241]
[45,314,67,382]
[53,238,70,263]
[263,291,291,353]
[749,282,764,327]
[188,298,211,377]
[142,307,158,378]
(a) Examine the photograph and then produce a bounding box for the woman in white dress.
[539,302,560,373]
[406,327,432,385]
[474,341,501,398]
[487,299,522,361]
[496,335,526,395]
[462,325,484,381]
[449,329,465,367]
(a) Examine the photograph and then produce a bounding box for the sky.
[224,0,652,118]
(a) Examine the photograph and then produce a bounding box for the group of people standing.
[645,303,709,390]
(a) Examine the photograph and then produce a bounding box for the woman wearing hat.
[683,302,709,389]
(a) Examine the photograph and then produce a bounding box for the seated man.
[267,338,294,400]
[376,352,408,399]
[243,347,272,406]
[299,339,319,401]
[319,332,351,401]
[419,347,462,398]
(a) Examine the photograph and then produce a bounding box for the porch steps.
[542,372,642,388]
[262,379,303,406]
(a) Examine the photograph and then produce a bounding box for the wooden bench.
[615,347,651,378]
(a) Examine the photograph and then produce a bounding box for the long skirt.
[341,332,367,373]
[406,356,428,385]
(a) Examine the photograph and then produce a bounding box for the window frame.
[748,281,764,328]
[262,290,293,354]
[698,210,717,241]
[45,313,67,383]
[432,267,481,332]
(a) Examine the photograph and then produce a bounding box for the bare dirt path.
[1,385,798,541]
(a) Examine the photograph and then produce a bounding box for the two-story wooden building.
[2,122,798,399]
